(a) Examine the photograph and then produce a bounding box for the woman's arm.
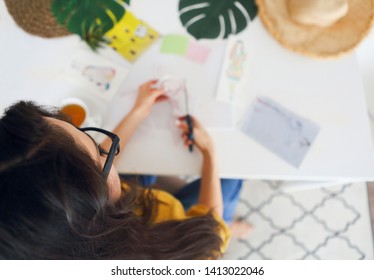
[101,80,167,165]
[177,117,223,217]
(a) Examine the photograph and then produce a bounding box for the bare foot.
[230,220,253,239]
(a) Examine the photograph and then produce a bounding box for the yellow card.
[105,11,159,63]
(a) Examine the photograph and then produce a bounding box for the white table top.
[1,0,374,182]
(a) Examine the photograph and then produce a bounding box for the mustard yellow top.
[150,188,231,253]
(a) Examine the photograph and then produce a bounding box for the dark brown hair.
[0,101,223,259]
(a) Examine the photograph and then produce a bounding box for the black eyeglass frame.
[80,127,120,179]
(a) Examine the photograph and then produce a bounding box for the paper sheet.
[186,41,211,64]
[240,97,320,167]
[154,75,188,117]
[105,11,160,63]
[64,50,129,102]
[117,40,231,132]
[216,37,248,104]
[160,35,189,55]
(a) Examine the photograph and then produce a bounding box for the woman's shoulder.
[151,188,188,221]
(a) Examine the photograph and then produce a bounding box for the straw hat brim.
[256,0,374,58]
[5,0,70,38]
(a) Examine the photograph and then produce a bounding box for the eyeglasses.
[80,127,120,180]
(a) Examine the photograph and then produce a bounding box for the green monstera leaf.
[179,0,257,39]
[52,0,130,49]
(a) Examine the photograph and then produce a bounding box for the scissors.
[183,82,194,152]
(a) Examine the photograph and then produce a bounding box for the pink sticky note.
[186,41,211,64]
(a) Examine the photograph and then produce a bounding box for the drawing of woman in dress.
[227,40,246,81]
[226,40,246,100]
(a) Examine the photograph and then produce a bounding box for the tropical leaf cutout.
[52,0,130,49]
[179,0,257,39]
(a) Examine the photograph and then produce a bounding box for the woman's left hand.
[131,80,168,119]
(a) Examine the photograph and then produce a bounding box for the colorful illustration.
[226,40,246,100]
[105,11,159,62]
[64,50,129,102]
[72,61,116,92]
[216,37,248,105]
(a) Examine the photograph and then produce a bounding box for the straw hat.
[256,0,374,58]
[5,0,70,38]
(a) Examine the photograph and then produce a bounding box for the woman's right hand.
[177,116,222,218]
[176,115,215,155]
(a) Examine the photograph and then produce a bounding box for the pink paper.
[186,41,211,64]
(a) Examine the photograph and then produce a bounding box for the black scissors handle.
[186,114,194,152]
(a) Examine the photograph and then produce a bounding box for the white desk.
[1,0,374,182]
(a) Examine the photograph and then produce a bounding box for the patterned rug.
[224,181,374,259]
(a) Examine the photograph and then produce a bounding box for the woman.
[0,80,249,259]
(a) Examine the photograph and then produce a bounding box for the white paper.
[240,97,320,167]
[114,40,233,132]
[216,37,248,105]
[64,50,129,102]
[154,75,188,117]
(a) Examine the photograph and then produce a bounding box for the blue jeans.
[120,175,242,223]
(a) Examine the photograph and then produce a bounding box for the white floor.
[225,181,373,259]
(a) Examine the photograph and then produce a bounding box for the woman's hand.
[176,115,215,155]
[177,115,222,217]
[131,80,168,119]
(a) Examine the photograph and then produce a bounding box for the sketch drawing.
[240,97,320,167]
[226,40,246,101]
[216,37,248,105]
[71,61,116,92]
[64,50,129,102]
[155,75,187,117]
